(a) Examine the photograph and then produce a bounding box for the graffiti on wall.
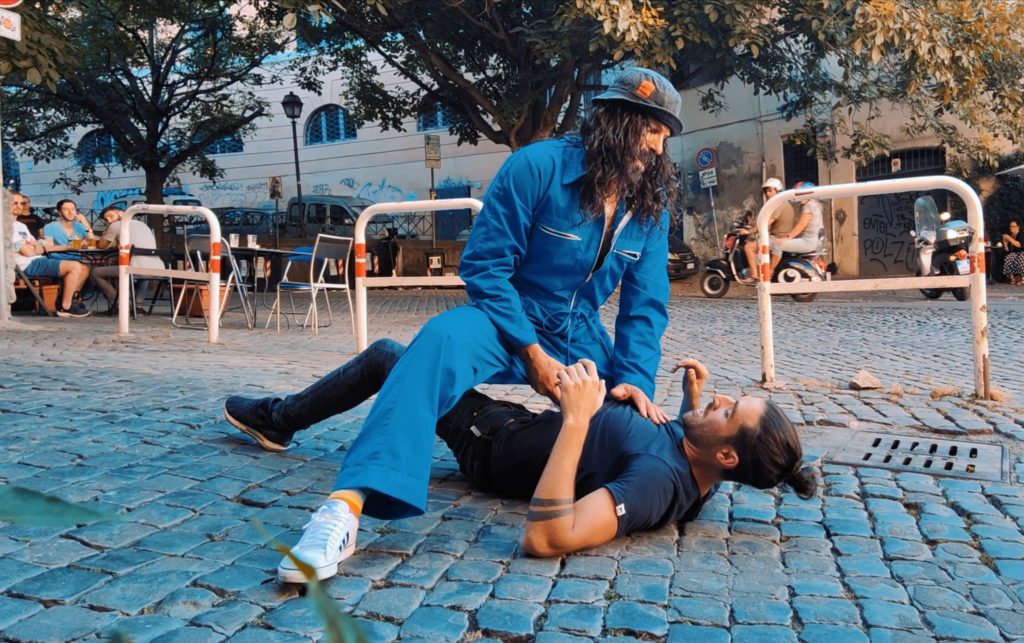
[89,173,475,213]
[93,188,144,210]
[857,192,916,275]
[339,177,417,202]
[197,180,267,208]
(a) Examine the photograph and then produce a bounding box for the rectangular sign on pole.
[424,134,441,169]
[699,168,718,188]
[0,9,21,41]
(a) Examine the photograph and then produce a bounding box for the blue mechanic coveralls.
[337,136,670,519]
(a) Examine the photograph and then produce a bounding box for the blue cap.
[592,67,683,136]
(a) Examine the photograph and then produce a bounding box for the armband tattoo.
[529,497,573,507]
[527,507,574,522]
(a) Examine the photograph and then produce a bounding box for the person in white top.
[765,180,824,279]
[8,191,92,317]
[92,205,163,313]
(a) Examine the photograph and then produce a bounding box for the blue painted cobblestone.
[3,290,1024,640]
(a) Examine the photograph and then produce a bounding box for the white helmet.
[761,178,784,192]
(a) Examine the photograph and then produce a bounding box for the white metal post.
[755,176,990,398]
[0,108,9,323]
[353,198,483,352]
[118,204,222,343]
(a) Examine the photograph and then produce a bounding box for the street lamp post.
[281,92,304,237]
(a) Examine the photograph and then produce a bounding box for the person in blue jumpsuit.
[227,67,685,580]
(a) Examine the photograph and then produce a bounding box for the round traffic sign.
[695,147,716,170]
[0,1,23,7]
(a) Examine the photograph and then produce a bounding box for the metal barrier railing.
[754,176,990,398]
[354,198,483,351]
[117,205,223,344]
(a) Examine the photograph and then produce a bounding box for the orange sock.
[328,489,364,518]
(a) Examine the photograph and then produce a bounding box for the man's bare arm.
[520,360,618,557]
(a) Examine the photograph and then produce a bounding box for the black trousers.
[436,390,563,499]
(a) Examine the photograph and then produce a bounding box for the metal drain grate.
[829,431,1005,481]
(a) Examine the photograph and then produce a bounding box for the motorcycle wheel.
[700,271,729,298]
[916,268,943,299]
[952,286,970,301]
[776,266,818,302]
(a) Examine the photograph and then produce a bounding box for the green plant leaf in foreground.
[253,519,368,643]
[0,485,125,526]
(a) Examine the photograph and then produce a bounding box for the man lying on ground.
[224,340,817,583]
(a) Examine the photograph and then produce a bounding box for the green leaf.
[253,519,369,643]
[0,486,124,526]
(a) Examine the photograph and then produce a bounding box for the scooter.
[910,196,971,301]
[699,217,827,302]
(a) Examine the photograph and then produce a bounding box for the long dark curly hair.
[578,102,679,227]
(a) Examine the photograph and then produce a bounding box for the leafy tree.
[1,0,289,213]
[276,0,650,150]
[280,0,1024,164]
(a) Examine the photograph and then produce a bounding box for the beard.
[681,408,723,450]
[625,151,657,186]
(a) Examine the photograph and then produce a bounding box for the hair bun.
[787,465,818,500]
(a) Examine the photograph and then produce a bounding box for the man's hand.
[519,344,565,403]
[672,358,709,412]
[557,360,606,426]
[609,382,670,424]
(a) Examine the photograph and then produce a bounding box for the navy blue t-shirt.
[486,401,707,538]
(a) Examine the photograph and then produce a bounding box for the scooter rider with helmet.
[763,181,824,280]
[741,177,787,283]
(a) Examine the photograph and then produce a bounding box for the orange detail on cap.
[354,243,366,278]
[635,79,655,99]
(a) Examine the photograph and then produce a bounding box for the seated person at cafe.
[11,192,45,238]
[9,195,91,318]
[92,206,163,313]
[42,199,95,261]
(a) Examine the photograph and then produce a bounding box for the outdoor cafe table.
[70,246,117,267]
[230,246,313,326]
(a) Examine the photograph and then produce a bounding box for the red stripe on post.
[210,241,221,273]
[118,245,130,266]
[354,243,367,278]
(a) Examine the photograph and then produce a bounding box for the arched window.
[304,105,357,145]
[2,142,19,191]
[76,130,119,166]
[417,102,454,132]
[202,134,244,155]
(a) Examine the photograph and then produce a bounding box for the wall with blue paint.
[12,63,510,215]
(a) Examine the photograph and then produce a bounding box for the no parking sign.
[695,147,716,170]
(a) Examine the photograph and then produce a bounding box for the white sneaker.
[278,499,359,583]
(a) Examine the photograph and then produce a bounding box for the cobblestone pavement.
[2,282,1024,642]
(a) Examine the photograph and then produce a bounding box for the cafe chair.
[267,234,354,335]
[129,247,175,318]
[13,265,57,316]
[176,234,255,330]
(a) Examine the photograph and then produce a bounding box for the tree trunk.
[144,168,169,247]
